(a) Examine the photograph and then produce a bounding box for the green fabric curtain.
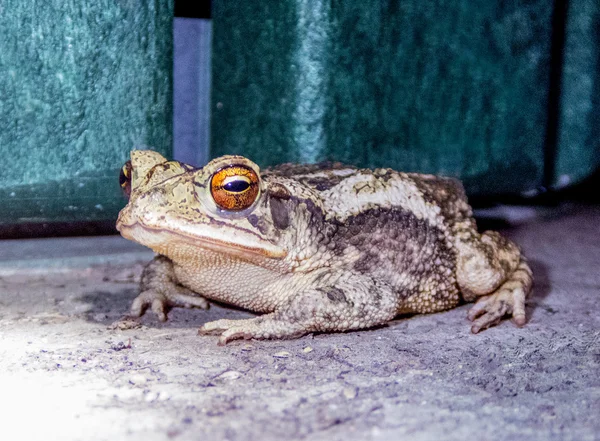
[0,1,173,223]
[212,0,599,195]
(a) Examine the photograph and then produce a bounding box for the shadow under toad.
[77,258,551,333]
[524,258,553,320]
[78,289,253,328]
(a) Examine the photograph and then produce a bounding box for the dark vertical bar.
[543,0,569,190]
[175,1,211,19]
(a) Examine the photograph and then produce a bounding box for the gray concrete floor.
[0,204,598,441]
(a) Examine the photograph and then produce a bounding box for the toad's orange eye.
[210,166,260,211]
[119,160,132,198]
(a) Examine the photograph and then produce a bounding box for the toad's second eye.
[119,160,133,198]
[210,165,259,211]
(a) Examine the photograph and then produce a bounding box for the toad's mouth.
[117,222,287,261]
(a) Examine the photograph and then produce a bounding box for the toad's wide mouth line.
[117,222,287,260]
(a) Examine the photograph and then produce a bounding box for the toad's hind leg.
[198,274,398,344]
[455,230,533,333]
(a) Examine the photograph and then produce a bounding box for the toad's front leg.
[198,274,398,344]
[131,255,210,321]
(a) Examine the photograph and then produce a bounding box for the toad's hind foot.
[198,316,306,345]
[467,259,533,333]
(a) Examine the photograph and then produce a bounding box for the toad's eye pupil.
[224,180,250,193]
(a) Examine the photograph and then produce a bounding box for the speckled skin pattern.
[116,151,533,344]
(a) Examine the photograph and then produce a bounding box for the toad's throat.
[117,222,287,260]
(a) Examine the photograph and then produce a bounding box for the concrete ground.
[0,204,598,441]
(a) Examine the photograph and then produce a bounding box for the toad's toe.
[467,282,527,333]
[467,259,531,333]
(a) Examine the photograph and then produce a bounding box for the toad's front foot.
[132,255,209,321]
[131,287,210,322]
[467,260,533,333]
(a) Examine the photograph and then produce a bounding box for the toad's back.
[265,162,466,313]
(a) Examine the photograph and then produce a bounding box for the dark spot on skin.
[499,259,512,275]
[267,183,291,200]
[312,273,328,288]
[324,287,347,303]
[333,207,434,260]
[269,197,291,230]
[247,214,271,236]
[354,183,371,194]
[145,166,157,182]
[373,168,395,182]
[315,182,332,191]
[247,214,260,228]
[353,253,380,273]
[372,288,383,302]
[355,309,367,319]
[302,177,339,191]
[322,312,334,321]
[294,196,325,223]
[324,206,461,310]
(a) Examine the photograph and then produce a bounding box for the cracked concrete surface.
[0,204,598,441]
